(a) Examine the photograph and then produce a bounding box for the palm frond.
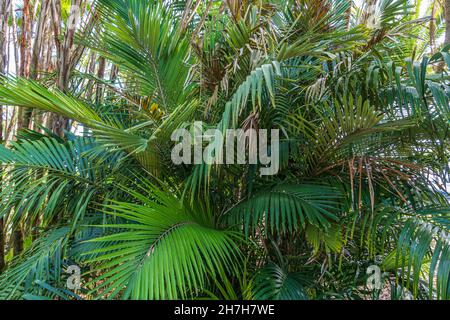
[251,262,309,300]
[84,181,242,300]
[0,227,71,300]
[225,183,343,236]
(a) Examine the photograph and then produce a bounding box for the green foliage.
[0,0,449,301]
[0,227,71,300]
[225,183,342,235]
[252,262,309,300]
[84,182,242,300]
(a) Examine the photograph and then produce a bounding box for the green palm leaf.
[252,262,308,300]
[0,227,71,300]
[225,183,343,236]
[85,181,242,299]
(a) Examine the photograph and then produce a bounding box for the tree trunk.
[0,0,10,271]
[31,0,50,80]
[346,0,353,31]
[85,51,97,101]
[49,0,64,136]
[0,0,9,73]
[362,0,377,26]
[10,0,19,75]
[106,64,119,100]
[17,0,33,132]
[445,0,450,46]
[436,0,450,72]
[57,0,82,91]
[13,0,34,256]
[19,0,31,78]
[51,0,83,136]
[96,57,106,105]
[29,1,49,236]
[12,228,23,256]
[430,0,437,54]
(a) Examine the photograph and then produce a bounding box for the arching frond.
[0,227,71,300]
[85,182,242,300]
[251,262,308,300]
[225,183,343,236]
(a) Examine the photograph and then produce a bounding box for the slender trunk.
[31,0,50,80]
[30,1,49,235]
[0,0,9,73]
[6,108,16,141]
[4,7,13,167]
[13,0,34,256]
[44,26,54,134]
[0,0,11,271]
[85,51,97,101]
[51,0,83,136]
[10,0,19,75]
[362,0,377,26]
[445,0,450,46]
[17,0,33,132]
[49,0,64,136]
[49,0,94,135]
[346,0,353,31]
[110,64,119,83]
[95,57,106,105]
[430,0,437,54]
[436,0,450,72]
[106,64,119,100]
[19,0,31,78]
[57,0,81,91]
[12,228,23,256]
[68,2,97,73]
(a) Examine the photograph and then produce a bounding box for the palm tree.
[0,0,448,300]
